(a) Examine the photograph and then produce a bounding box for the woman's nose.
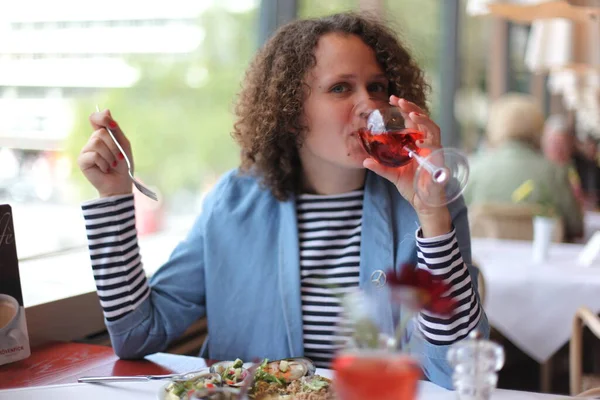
[353,98,379,120]
[356,86,387,114]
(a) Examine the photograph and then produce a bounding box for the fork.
[77,371,199,383]
[95,105,158,201]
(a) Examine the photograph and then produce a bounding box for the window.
[2,4,259,342]
[299,0,358,17]
[384,0,442,115]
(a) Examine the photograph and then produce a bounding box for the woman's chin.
[338,138,370,168]
[344,151,370,169]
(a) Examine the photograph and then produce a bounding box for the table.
[471,237,600,364]
[0,342,575,399]
[0,341,208,389]
[0,379,571,400]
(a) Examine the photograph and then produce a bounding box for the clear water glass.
[447,331,505,400]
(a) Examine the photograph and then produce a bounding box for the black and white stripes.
[416,229,482,345]
[81,191,481,353]
[295,192,482,365]
[297,190,363,368]
[82,194,149,322]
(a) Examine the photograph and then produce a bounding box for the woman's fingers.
[78,151,111,174]
[82,129,120,166]
[88,109,131,154]
[95,128,124,162]
[363,158,394,184]
[80,128,126,172]
[409,112,441,148]
[389,96,414,128]
[389,95,441,148]
[389,95,426,115]
[363,158,409,188]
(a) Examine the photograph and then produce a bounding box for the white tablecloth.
[0,378,570,400]
[472,237,600,363]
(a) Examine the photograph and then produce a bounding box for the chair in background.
[576,387,600,398]
[471,260,486,306]
[571,307,600,396]
[469,203,565,243]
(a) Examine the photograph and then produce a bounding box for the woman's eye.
[330,84,349,93]
[369,82,388,93]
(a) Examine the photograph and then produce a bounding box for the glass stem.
[404,146,437,175]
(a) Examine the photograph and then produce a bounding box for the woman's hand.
[363,95,452,237]
[77,109,134,198]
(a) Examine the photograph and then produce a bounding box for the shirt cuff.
[415,226,456,245]
[82,194,134,209]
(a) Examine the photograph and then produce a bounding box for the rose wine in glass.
[355,107,469,207]
[332,351,421,400]
[357,128,425,168]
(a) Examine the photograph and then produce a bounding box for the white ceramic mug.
[0,293,30,364]
[0,294,21,339]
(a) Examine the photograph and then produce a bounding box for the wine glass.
[331,289,423,400]
[355,107,469,207]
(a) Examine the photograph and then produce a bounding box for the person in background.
[542,114,574,166]
[77,12,488,389]
[573,134,600,210]
[541,114,585,206]
[464,93,583,241]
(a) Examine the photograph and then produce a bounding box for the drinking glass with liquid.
[354,106,470,207]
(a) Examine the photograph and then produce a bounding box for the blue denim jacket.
[105,170,489,389]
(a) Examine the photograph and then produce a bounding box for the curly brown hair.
[232,12,429,200]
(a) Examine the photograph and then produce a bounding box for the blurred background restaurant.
[2,0,600,396]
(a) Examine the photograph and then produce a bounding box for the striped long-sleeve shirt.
[82,192,481,366]
[82,195,150,322]
[295,190,482,367]
[416,228,483,345]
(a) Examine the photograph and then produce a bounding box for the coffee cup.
[0,294,20,338]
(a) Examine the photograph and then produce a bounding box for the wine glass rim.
[336,350,420,362]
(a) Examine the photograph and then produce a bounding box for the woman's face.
[299,32,390,172]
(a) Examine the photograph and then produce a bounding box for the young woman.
[78,12,488,389]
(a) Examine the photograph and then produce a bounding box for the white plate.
[157,366,333,400]
[157,368,217,400]
[315,368,333,379]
